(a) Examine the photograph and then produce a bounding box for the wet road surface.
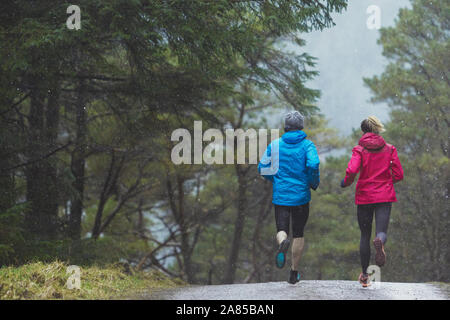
[137,280,448,300]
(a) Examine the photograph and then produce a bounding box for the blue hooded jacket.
[258,130,320,206]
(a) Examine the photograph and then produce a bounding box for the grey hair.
[284,111,304,131]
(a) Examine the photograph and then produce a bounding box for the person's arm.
[390,146,404,183]
[342,146,362,187]
[306,141,320,190]
[258,143,274,182]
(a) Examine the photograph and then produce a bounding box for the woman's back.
[348,133,402,204]
[358,133,392,181]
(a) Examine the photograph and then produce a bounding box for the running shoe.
[275,239,290,269]
[288,270,301,284]
[358,272,371,288]
[373,237,386,267]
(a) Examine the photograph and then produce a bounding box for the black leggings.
[274,203,309,238]
[357,202,392,274]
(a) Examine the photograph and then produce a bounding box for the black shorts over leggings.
[274,203,309,238]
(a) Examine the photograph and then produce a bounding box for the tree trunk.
[25,77,60,240]
[69,80,87,240]
[166,172,197,283]
[250,185,272,283]
[0,145,15,213]
[223,165,248,284]
[178,175,196,283]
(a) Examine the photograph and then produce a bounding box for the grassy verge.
[0,261,185,300]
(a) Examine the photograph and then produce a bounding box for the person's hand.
[340,179,346,188]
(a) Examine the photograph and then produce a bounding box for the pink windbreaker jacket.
[343,133,404,205]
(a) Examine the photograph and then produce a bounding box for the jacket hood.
[282,130,307,144]
[359,132,386,150]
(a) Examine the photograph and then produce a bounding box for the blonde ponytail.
[361,116,385,134]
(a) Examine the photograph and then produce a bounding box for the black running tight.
[274,203,309,238]
[357,202,392,274]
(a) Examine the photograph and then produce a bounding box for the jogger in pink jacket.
[341,116,404,287]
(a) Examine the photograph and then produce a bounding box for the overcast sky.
[299,0,411,135]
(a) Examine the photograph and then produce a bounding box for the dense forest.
[0,0,448,285]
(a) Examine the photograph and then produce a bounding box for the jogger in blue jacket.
[258,111,320,284]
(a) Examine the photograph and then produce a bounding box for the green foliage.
[0,204,26,265]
